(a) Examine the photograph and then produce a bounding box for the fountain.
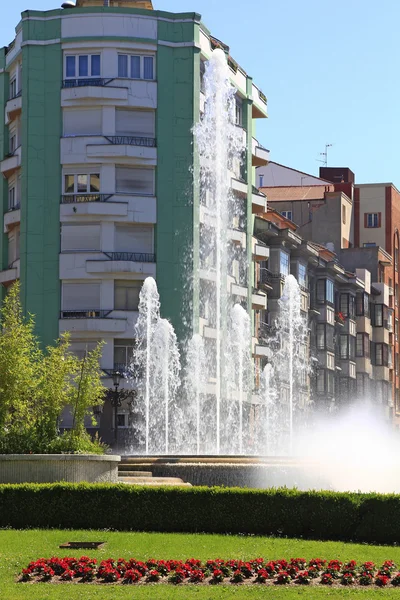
[123,49,400,493]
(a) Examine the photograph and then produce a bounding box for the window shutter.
[364,213,368,228]
[69,340,100,359]
[62,283,101,310]
[378,212,382,227]
[115,110,155,137]
[114,280,141,310]
[61,224,101,251]
[8,233,16,264]
[116,167,154,195]
[115,226,153,253]
[63,108,102,136]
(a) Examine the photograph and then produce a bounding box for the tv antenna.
[317,143,333,167]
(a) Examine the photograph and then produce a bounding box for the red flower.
[256,568,269,583]
[123,569,142,584]
[189,569,204,583]
[376,575,390,586]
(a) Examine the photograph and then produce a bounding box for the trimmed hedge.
[0,483,398,544]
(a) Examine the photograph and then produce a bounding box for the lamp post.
[107,371,133,450]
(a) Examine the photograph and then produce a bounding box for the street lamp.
[107,371,132,449]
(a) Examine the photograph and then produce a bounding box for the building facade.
[256,163,395,419]
[0,0,268,444]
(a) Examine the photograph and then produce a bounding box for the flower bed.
[18,556,400,587]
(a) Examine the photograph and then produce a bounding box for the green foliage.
[0,283,106,454]
[0,483,400,545]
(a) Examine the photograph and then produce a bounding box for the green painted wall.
[20,21,62,348]
[156,21,200,342]
[0,50,8,306]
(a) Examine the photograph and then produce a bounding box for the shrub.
[3,483,400,545]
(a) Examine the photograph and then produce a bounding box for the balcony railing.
[61,193,112,204]
[104,136,156,147]
[8,202,20,212]
[60,309,112,319]
[103,252,156,263]
[259,268,274,287]
[62,78,115,88]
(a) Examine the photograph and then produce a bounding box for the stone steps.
[118,470,153,477]
[119,476,191,487]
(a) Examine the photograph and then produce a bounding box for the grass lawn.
[2,529,400,599]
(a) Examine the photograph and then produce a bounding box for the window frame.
[365,212,380,228]
[281,210,293,221]
[65,53,101,79]
[356,332,370,358]
[117,53,155,80]
[63,172,101,195]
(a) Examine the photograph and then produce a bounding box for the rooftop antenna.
[317,143,333,167]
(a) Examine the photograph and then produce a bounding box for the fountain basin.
[0,454,121,484]
[119,456,329,490]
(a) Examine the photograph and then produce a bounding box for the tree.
[0,283,106,454]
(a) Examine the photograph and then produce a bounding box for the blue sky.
[2,0,400,186]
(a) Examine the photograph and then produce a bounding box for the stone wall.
[0,454,120,483]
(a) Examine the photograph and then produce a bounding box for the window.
[8,228,20,264]
[281,211,292,221]
[373,304,390,328]
[316,279,334,304]
[363,242,376,247]
[259,174,264,187]
[9,128,17,153]
[317,370,335,394]
[64,173,100,195]
[356,292,370,317]
[118,54,154,80]
[374,343,389,367]
[69,340,100,360]
[365,212,380,228]
[115,225,153,254]
[9,77,17,99]
[116,167,154,195]
[62,282,101,312]
[235,96,243,126]
[65,54,101,79]
[117,413,128,428]
[115,109,155,137]
[298,264,307,287]
[339,335,355,360]
[339,293,355,318]
[200,59,206,93]
[396,247,399,272]
[8,186,15,210]
[61,223,101,252]
[114,338,135,371]
[356,333,370,357]
[342,205,346,224]
[316,324,334,351]
[279,251,290,276]
[114,280,142,311]
[63,108,102,136]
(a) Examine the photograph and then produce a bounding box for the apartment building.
[0,0,268,444]
[256,163,395,418]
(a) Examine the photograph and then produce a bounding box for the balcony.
[252,290,267,310]
[231,177,248,196]
[87,136,157,162]
[0,146,21,178]
[258,267,274,291]
[251,84,268,119]
[252,138,270,167]
[60,193,156,223]
[60,251,156,279]
[59,309,128,334]
[61,135,157,165]
[61,78,157,109]
[86,251,156,276]
[5,91,22,125]
[252,238,269,261]
[3,205,21,233]
[230,228,246,247]
[0,259,20,285]
[252,186,267,214]
[61,193,112,204]
[231,282,247,298]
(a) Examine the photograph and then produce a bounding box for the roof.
[261,185,333,201]
[257,161,332,188]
